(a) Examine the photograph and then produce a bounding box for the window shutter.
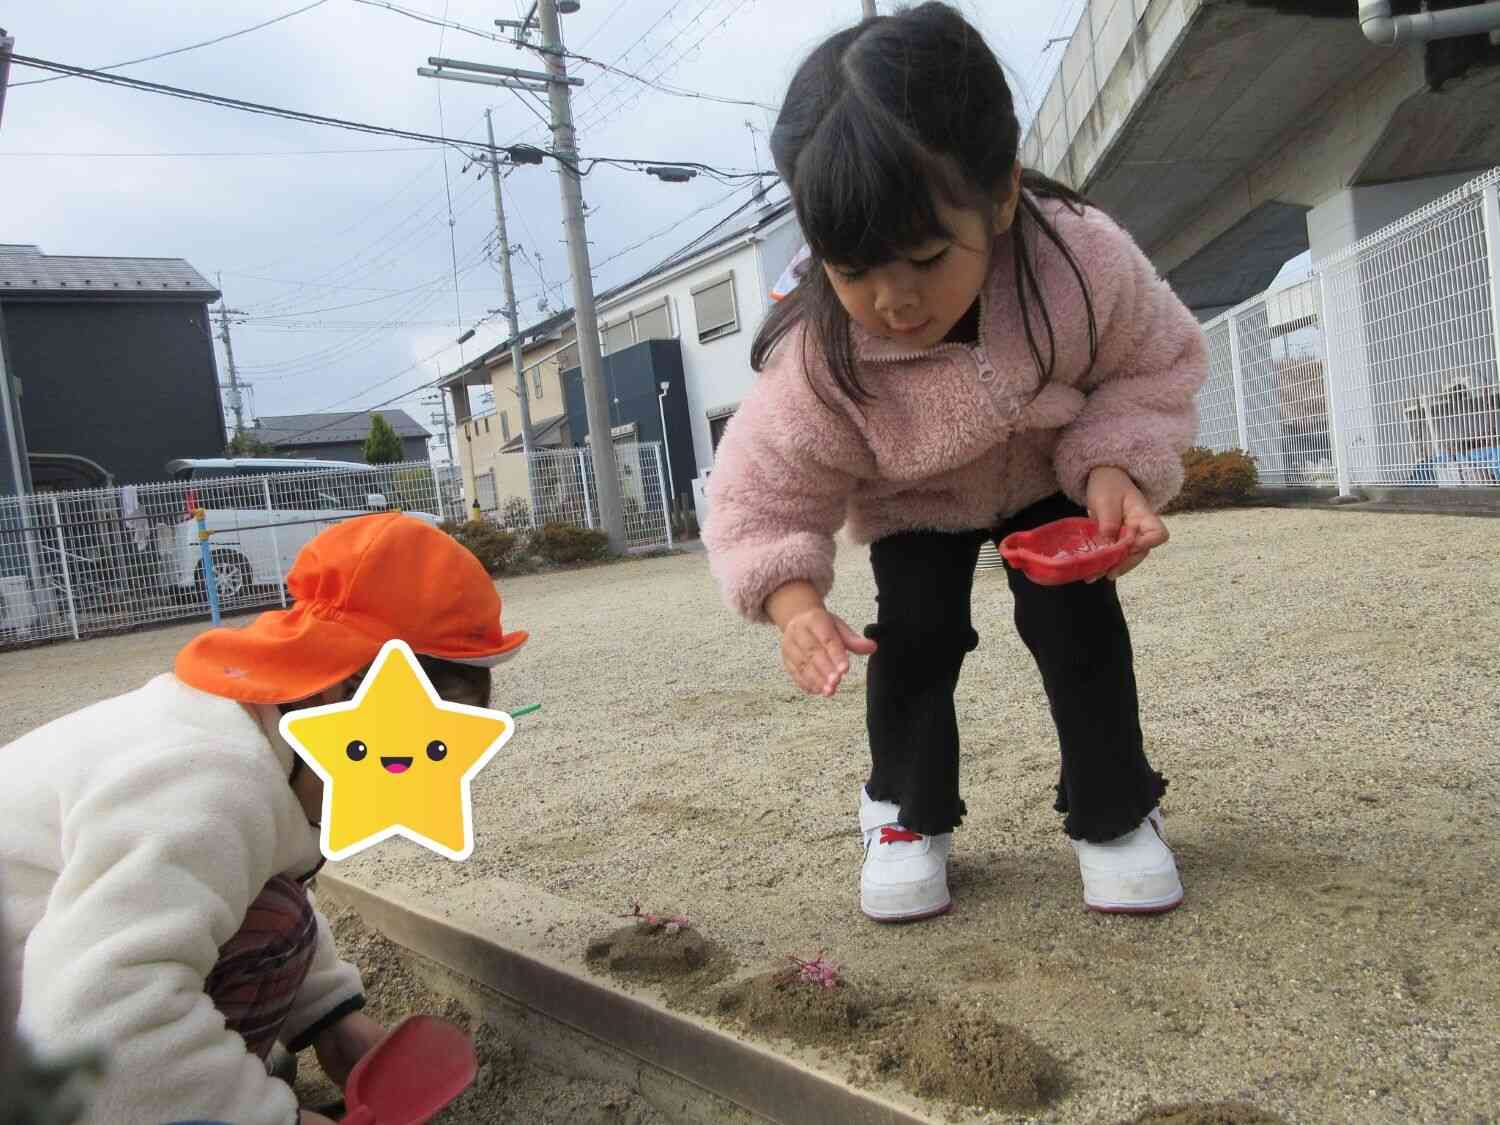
[692,274,738,341]
[633,300,672,342]
[601,319,635,355]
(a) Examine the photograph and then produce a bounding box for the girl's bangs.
[790,103,969,272]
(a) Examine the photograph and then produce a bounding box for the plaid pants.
[203,875,317,1061]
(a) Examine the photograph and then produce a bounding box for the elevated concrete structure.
[1021,0,1500,314]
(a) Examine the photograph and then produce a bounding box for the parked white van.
[156,458,441,600]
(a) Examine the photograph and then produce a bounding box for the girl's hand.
[765,581,877,697]
[781,607,877,697]
[1085,466,1169,581]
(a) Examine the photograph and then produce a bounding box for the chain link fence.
[1,461,443,648]
[478,441,674,553]
[1195,167,1500,492]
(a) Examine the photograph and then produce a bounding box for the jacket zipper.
[877,341,996,385]
[860,291,994,380]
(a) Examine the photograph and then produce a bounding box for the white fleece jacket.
[0,673,365,1125]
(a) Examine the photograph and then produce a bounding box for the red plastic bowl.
[997,517,1135,586]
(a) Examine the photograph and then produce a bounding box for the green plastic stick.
[511,703,541,718]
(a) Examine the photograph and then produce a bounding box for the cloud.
[2,0,1064,435]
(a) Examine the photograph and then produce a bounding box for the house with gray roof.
[0,243,224,490]
[251,409,430,464]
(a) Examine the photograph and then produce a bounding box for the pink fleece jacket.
[704,197,1209,623]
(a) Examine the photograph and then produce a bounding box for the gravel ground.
[3,508,1498,1124]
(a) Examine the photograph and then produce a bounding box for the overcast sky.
[3,0,1096,461]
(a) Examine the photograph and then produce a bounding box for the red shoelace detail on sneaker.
[879,826,923,845]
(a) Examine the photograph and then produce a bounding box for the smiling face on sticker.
[344,735,449,774]
[280,642,513,860]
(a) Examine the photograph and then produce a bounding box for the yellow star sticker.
[280,640,513,861]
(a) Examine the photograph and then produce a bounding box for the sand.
[4,507,1498,1123]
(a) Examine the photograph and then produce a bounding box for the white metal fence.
[1,461,443,648]
[475,441,674,553]
[1194,167,1500,492]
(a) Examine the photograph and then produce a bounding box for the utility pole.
[485,108,536,455]
[0,26,46,611]
[535,0,626,551]
[1,25,25,500]
[0,27,14,128]
[423,392,456,467]
[862,0,877,17]
[214,276,248,438]
[423,387,457,521]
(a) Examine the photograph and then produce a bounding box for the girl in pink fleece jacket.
[704,3,1208,923]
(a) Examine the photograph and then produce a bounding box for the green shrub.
[1163,447,1259,513]
[441,519,520,575]
[529,521,612,564]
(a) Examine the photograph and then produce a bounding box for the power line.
[591,181,756,274]
[226,105,493,276]
[574,0,743,133]
[648,187,779,276]
[574,0,631,50]
[9,0,332,88]
[9,54,508,160]
[239,175,492,315]
[566,51,776,112]
[221,271,506,295]
[264,341,475,446]
[5,146,439,158]
[9,55,765,184]
[348,0,510,45]
[434,0,467,360]
[589,0,762,133]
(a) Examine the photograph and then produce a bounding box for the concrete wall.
[1306,173,1477,260]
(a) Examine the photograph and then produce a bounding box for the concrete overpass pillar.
[1306,172,1478,260]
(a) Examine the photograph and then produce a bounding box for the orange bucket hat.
[175,512,527,704]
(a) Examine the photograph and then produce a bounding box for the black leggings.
[863,493,1167,843]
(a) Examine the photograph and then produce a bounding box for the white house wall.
[594,218,801,478]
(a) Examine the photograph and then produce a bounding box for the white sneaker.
[859,788,952,922]
[1071,808,1184,914]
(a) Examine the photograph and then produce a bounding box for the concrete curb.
[318,870,939,1125]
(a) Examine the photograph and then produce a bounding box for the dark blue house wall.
[2,299,225,485]
[561,338,695,507]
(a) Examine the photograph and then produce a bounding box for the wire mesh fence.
[1,461,444,649]
[475,441,673,553]
[1193,167,1500,493]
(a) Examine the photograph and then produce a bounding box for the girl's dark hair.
[752,2,1098,404]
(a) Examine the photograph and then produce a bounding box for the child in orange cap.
[0,513,526,1125]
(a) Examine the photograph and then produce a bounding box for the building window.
[483,417,490,434]
[692,273,739,343]
[601,299,674,356]
[501,411,511,441]
[601,317,635,356]
[708,405,738,454]
[533,367,544,400]
[632,299,672,343]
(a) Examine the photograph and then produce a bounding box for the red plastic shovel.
[997,517,1136,586]
[337,1015,477,1125]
